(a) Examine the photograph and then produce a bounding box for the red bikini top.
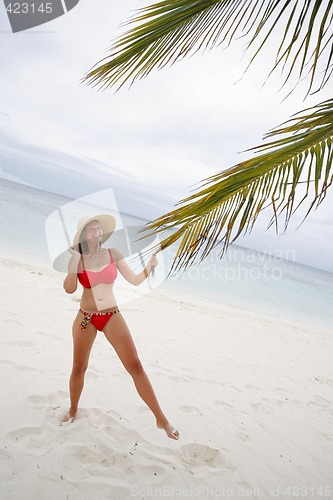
[77,249,118,288]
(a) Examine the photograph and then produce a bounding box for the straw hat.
[72,214,116,248]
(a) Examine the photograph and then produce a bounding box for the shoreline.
[1,250,332,332]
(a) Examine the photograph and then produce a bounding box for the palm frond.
[83,0,333,93]
[140,99,333,274]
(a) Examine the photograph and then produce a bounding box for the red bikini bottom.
[79,308,119,332]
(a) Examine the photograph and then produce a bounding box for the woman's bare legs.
[103,313,179,440]
[61,312,97,424]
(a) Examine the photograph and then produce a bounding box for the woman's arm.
[63,249,81,294]
[111,248,157,286]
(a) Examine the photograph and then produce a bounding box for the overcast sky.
[0,0,332,271]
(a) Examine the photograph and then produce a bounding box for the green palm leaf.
[83,0,333,93]
[141,99,333,274]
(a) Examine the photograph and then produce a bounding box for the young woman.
[61,214,179,440]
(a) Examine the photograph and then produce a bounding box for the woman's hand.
[147,254,158,275]
[68,246,81,260]
[63,246,81,294]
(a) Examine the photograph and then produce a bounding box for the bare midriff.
[80,283,119,313]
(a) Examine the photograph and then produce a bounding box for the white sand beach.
[1,256,333,500]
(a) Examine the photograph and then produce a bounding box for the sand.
[0,256,332,500]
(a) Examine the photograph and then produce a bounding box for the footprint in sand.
[168,374,196,383]
[314,376,333,386]
[244,384,259,391]
[6,426,44,450]
[320,432,333,441]
[35,330,63,341]
[179,405,202,415]
[215,400,233,408]
[2,340,35,348]
[27,391,68,407]
[3,318,22,326]
[178,443,236,473]
[0,359,45,374]
[237,430,251,443]
[307,396,332,413]
[250,402,274,413]
[55,443,138,483]
[102,420,140,443]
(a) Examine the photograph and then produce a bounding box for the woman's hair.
[78,220,102,255]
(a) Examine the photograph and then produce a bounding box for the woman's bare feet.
[157,419,179,440]
[60,408,77,426]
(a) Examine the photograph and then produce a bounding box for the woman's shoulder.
[108,247,124,262]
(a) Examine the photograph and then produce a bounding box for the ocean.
[1,177,332,330]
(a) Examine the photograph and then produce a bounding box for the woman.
[61,214,179,440]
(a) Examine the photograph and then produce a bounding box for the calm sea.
[1,177,332,330]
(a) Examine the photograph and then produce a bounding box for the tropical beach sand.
[0,256,332,500]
